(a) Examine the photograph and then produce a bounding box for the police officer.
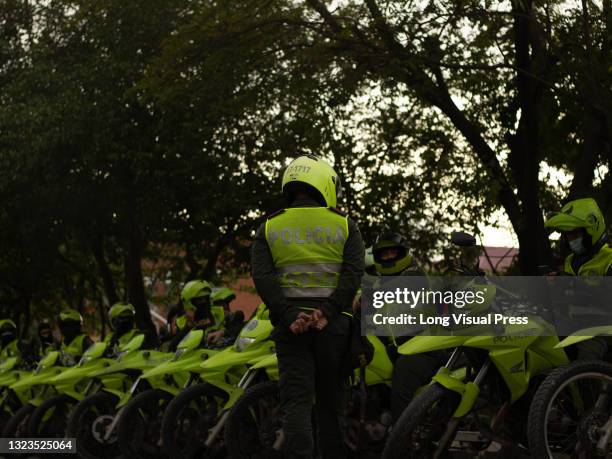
[545,197,612,359]
[57,309,93,366]
[159,303,182,351]
[104,302,140,355]
[206,288,245,346]
[0,319,24,362]
[169,280,219,350]
[545,198,612,276]
[372,230,446,421]
[36,321,57,356]
[251,155,364,458]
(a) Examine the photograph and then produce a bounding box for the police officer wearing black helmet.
[372,230,447,421]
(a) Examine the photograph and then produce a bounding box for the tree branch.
[304,0,343,33]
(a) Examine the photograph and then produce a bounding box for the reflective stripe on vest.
[266,207,348,299]
[564,243,612,276]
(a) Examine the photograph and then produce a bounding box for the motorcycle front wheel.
[28,394,78,438]
[528,360,612,459]
[66,391,123,459]
[117,388,173,459]
[161,382,228,459]
[224,380,283,459]
[381,383,460,459]
[2,403,34,438]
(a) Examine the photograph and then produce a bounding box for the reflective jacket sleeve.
[324,217,365,319]
[251,223,299,328]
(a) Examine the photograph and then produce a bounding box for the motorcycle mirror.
[451,231,476,247]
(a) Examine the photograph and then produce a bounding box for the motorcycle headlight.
[234,336,256,352]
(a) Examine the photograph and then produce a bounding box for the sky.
[478,162,578,248]
[481,221,518,248]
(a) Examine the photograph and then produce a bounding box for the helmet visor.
[191,296,210,307]
[373,246,408,264]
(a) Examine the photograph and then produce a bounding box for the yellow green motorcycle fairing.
[398,317,570,416]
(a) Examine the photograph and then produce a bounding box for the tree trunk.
[185,243,203,281]
[124,229,158,346]
[510,0,553,273]
[200,234,232,280]
[90,235,119,305]
[18,291,30,340]
[92,281,107,340]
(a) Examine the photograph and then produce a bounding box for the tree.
[298,0,610,272]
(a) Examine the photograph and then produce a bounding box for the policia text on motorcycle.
[252,155,364,459]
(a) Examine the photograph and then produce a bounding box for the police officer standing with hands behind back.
[251,155,364,459]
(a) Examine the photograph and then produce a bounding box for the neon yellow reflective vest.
[60,334,87,366]
[104,328,138,346]
[176,314,187,331]
[211,305,225,326]
[265,207,348,299]
[564,243,612,276]
[42,343,56,356]
[176,307,224,333]
[103,328,140,349]
[0,339,20,361]
[104,329,142,356]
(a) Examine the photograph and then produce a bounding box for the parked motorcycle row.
[1,235,612,458]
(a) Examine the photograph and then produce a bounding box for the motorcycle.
[224,333,467,458]
[0,356,34,433]
[159,304,277,459]
[116,328,222,458]
[381,232,570,458]
[27,340,120,439]
[527,325,612,458]
[65,334,172,459]
[2,351,69,437]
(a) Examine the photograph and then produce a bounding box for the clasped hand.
[289,309,328,334]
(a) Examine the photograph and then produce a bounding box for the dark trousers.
[274,325,349,459]
[391,350,447,421]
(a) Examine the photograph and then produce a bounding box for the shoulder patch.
[328,207,346,217]
[266,208,286,220]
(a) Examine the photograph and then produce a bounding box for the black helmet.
[373,231,413,275]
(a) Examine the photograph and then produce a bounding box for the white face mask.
[569,237,586,255]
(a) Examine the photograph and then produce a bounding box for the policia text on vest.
[265,207,349,299]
